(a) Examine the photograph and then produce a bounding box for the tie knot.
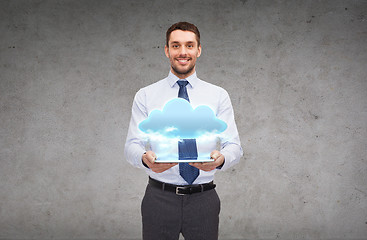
[177,80,189,88]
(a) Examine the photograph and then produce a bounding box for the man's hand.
[189,150,224,172]
[142,151,177,173]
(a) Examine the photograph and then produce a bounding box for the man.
[124,22,242,240]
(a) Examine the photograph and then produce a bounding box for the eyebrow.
[170,41,196,45]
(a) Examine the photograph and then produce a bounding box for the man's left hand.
[189,150,224,172]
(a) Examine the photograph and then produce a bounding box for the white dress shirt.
[124,71,243,185]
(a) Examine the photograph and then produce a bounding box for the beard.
[171,63,195,77]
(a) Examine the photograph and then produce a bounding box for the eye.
[172,45,179,49]
[187,45,193,48]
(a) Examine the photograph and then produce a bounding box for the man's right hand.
[142,151,177,173]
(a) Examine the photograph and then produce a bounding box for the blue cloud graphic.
[139,98,227,139]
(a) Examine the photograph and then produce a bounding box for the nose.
[179,46,187,56]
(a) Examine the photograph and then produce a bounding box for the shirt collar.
[166,71,198,88]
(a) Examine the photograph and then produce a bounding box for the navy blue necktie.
[177,80,199,185]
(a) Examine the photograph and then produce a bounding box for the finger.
[196,160,220,171]
[146,154,156,164]
[211,151,221,160]
[189,162,202,167]
[152,163,177,173]
[190,162,210,171]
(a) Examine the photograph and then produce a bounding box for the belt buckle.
[175,186,187,195]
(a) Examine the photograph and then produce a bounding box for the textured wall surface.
[0,0,366,239]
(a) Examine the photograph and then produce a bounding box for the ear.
[197,45,202,58]
[164,45,170,58]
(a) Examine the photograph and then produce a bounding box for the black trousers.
[141,182,221,240]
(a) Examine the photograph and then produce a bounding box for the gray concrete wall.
[0,0,366,239]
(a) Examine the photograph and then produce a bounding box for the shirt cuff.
[142,152,150,169]
[216,159,225,169]
[218,150,236,171]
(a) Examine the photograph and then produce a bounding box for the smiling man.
[165,29,201,78]
[125,22,243,240]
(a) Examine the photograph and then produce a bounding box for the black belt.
[149,177,216,195]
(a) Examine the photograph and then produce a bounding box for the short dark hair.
[166,22,201,47]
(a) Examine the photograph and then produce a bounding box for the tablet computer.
[155,157,214,163]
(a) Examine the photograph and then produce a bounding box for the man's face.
[165,30,201,79]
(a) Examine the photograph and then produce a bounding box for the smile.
[177,58,190,64]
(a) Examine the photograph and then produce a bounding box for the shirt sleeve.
[216,89,243,171]
[124,89,149,169]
